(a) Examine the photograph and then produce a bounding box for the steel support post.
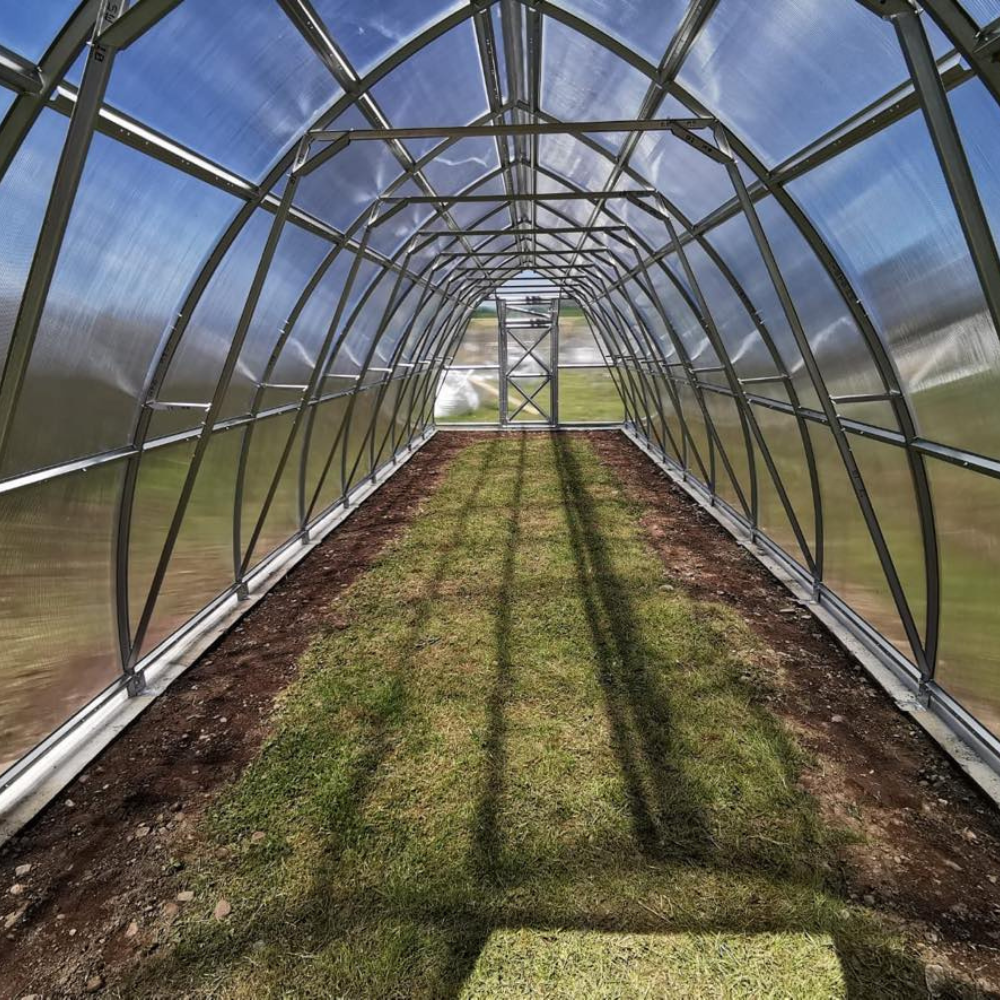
[661,210,764,527]
[231,238,352,583]
[125,153,304,674]
[294,225,376,528]
[717,126,931,677]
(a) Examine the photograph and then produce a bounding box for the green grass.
[132,434,929,998]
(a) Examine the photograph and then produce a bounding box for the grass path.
[134,434,927,998]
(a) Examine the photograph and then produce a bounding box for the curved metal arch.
[422,159,818,556]
[495,6,938,672]
[7,0,994,709]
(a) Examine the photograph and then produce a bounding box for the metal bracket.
[146,400,212,411]
[125,670,146,697]
[852,0,917,17]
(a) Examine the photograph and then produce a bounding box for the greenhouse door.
[498,296,559,425]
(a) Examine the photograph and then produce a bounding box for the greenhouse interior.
[5,0,1000,996]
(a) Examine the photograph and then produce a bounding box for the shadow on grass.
[553,432,710,864]
[132,433,933,1000]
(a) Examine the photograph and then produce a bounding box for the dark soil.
[589,431,1000,997]
[0,433,474,999]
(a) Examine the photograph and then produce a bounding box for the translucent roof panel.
[677,0,934,165]
[958,0,1000,24]
[550,0,689,65]
[626,115,734,225]
[420,137,501,196]
[371,21,489,160]
[790,110,1000,459]
[541,19,650,131]
[311,0,466,76]
[0,0,79,61]
[98,0,341,179]
[0,112,67,372]
[295,113,408,233]
[538,133,614,192]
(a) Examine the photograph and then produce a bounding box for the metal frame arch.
[500,6,939,670]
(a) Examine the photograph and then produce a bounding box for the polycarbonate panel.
[368,181,435,256]
[0,111,66,376]
[849,434,927,640]
[676,381,711,479]
[127,439,194,637]
[929,459,1000,738]
[752,407,815,567]
[443,195,510,234]
[551,0,687,64]
[0,0,78,61]
[957,0,1000,24]
[345,386,378,486]
[678,0,919,165]
[303,394,350,512]
[681,238,781,386]
[4,134,236,477]
[101,0,340,178]
[293,110,405,232]
[790,112,1000,458]
[809,427,915,662]
[240,412,302,571]
[135,428,240,659]
[753,196,886,409]
[639,268,720,369]
[558,367,623,422]
[703,209,817,407]
[152,211,272,438]
[612,193,670,253]
[541,18,649,132]
[222,224,332,417]
[538,132,613,192]
[371,21,489,159]
[628,126,733,226]
[373,281,423,367]
[312,0,465,75]
[370,378,401,458]
[0,462,122,774]
[327,264,398,377]
[421,137,500,196]
[560,301,604,363]
[270,251,357,386]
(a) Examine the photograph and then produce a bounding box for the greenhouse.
[3,0,1000,995]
